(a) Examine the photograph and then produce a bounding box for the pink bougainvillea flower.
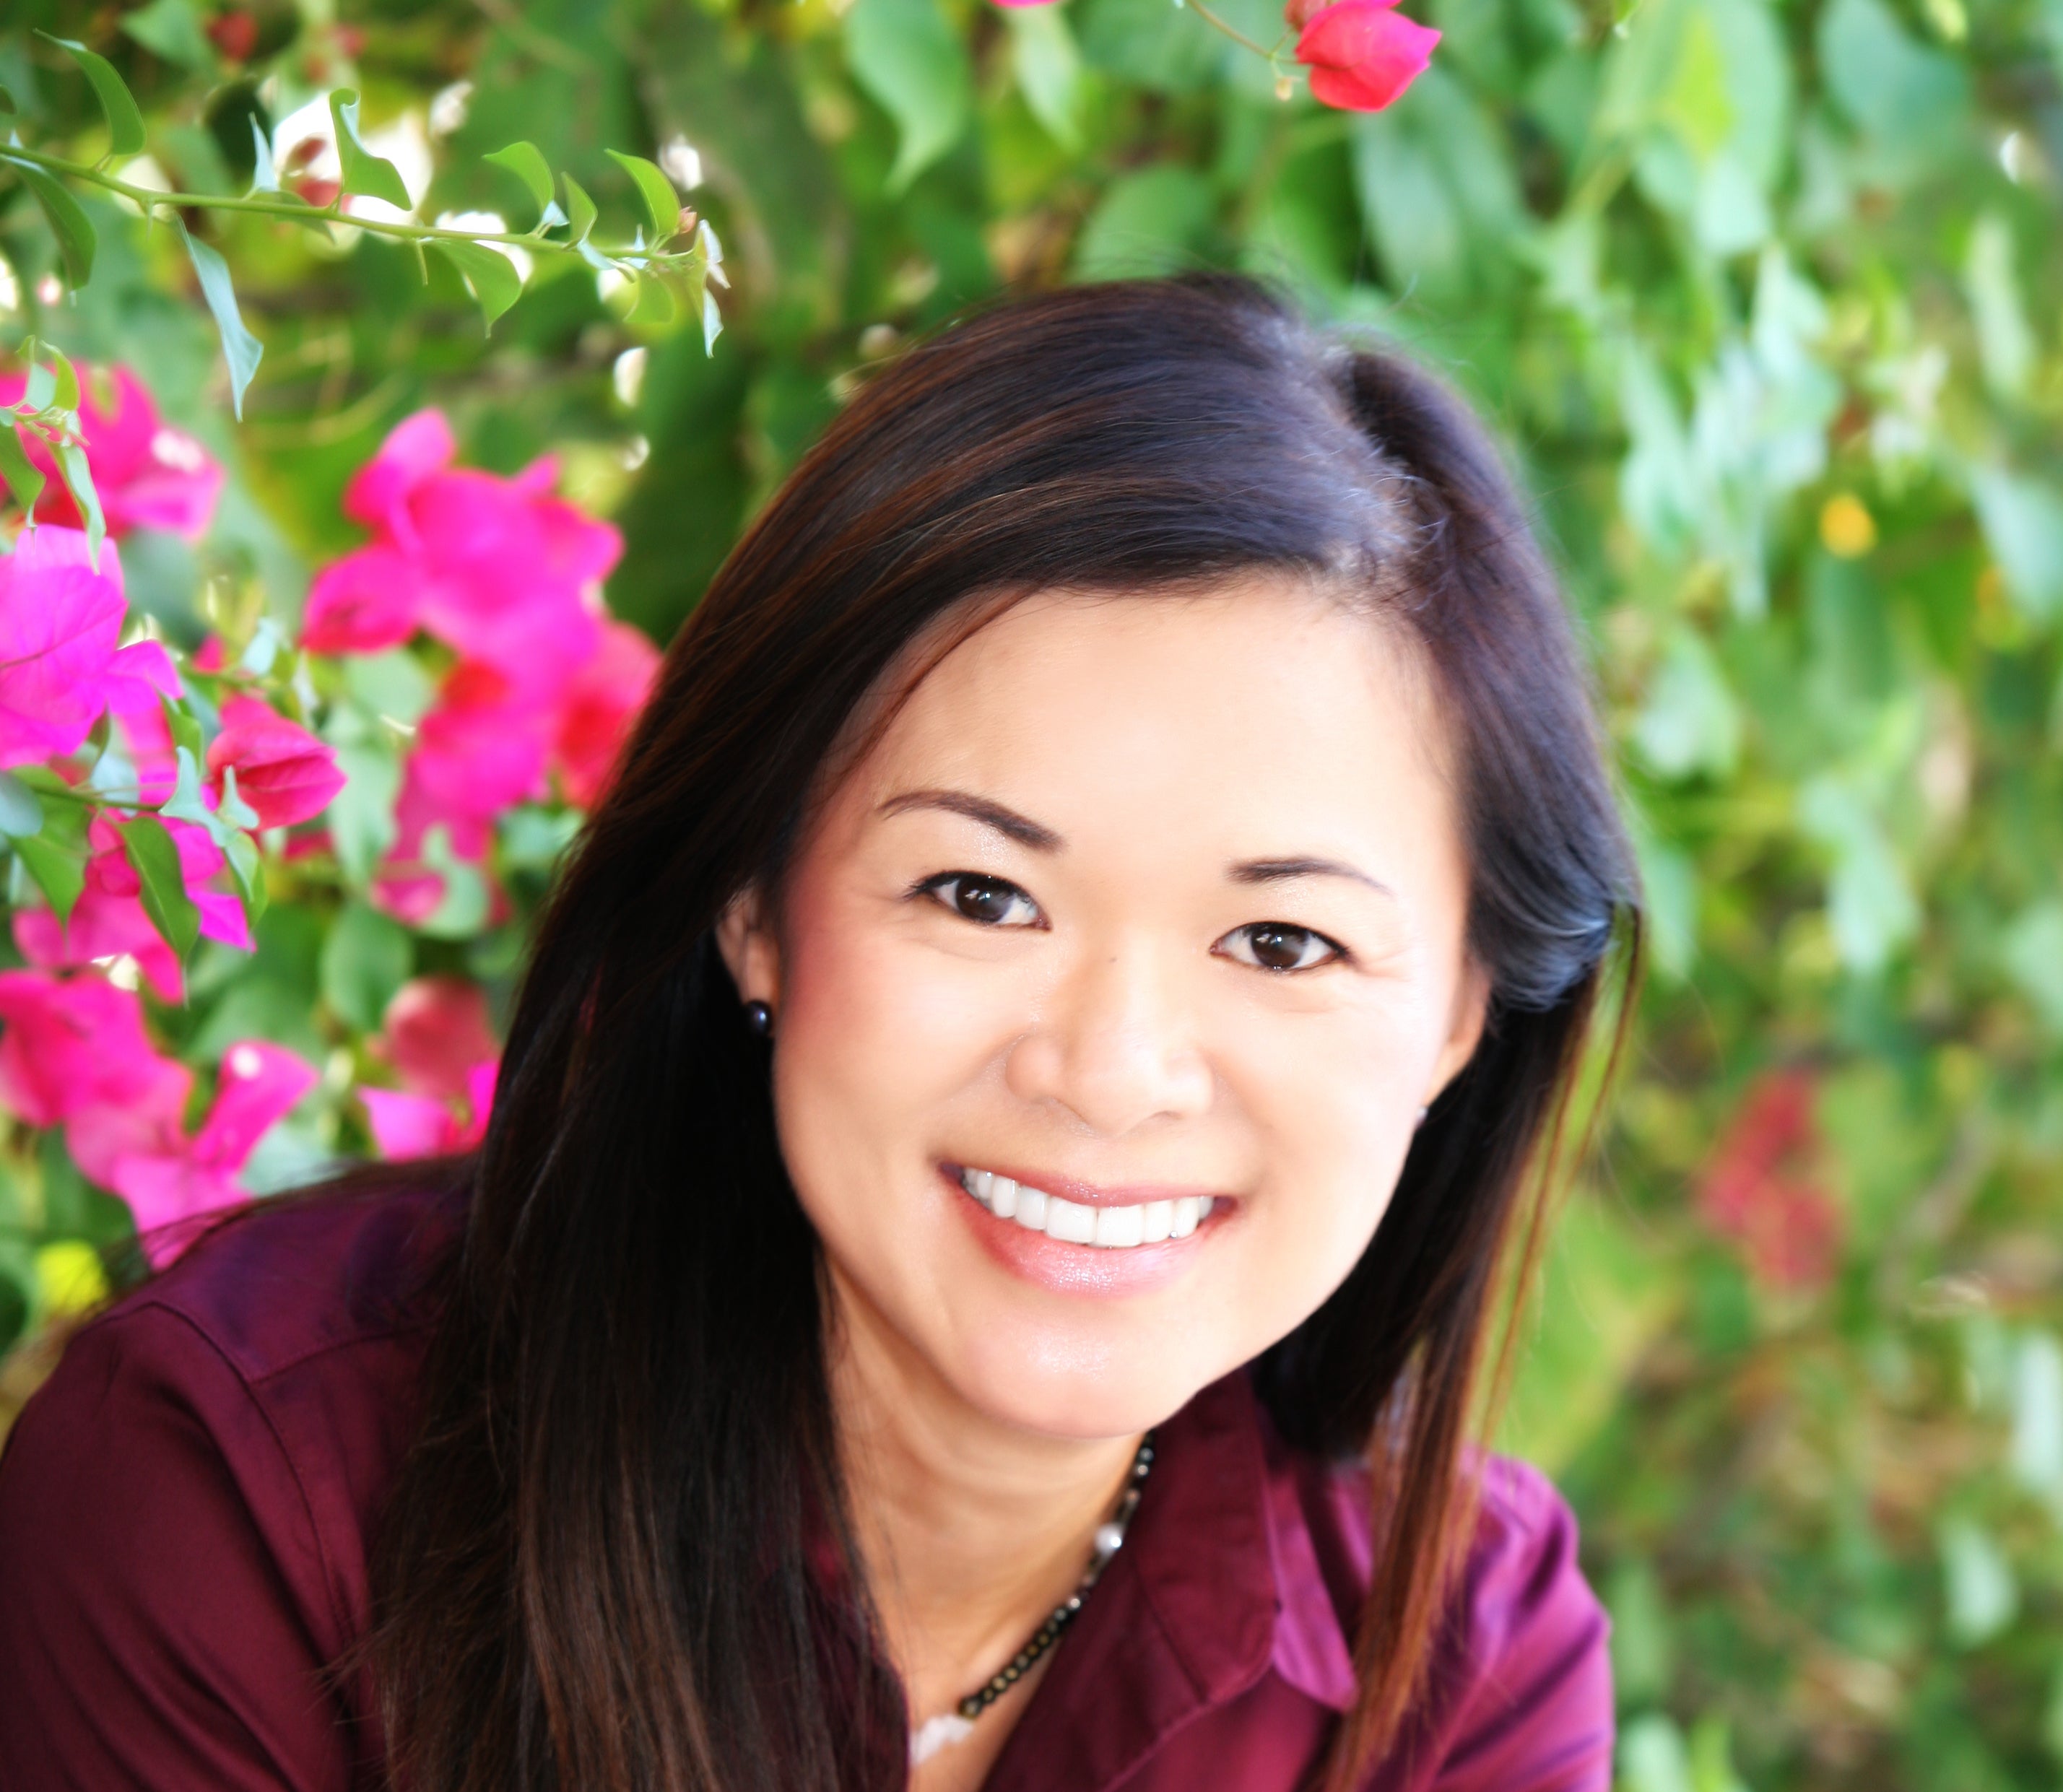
[300,544,425,656]
[1292,0,1439,111]
[341,408,457,544]
[362,1057,495,1161]
[552,619,661,806]
[206,694,346,829]
[1698,1069,1844,1290]
[0,969,166,1127]
[17,816,254,1001]
[0,528,127,767]
[0,365,224,541]
[376,975,499,1100]
[69,1038,318,1264]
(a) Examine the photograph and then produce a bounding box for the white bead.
[911,1713,976,1764]
[1093,1521,1126,1557]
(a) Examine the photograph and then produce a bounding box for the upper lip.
[947,1161,1235,1210]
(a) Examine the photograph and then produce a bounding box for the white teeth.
[957,1167,1217,1250]
[1093,1204,1145,1249]
[1044,1194,1096,1245]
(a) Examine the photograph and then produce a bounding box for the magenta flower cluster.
[0,367,661,1263]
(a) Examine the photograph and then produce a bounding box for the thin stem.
[0,144,682,261]
[1185,0,1285,64]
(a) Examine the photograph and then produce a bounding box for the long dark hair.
[368,275,1639,1792]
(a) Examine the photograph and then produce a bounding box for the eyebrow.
[877,789,1064,851]
[878,791,1395,899]
[1230,857,1398,901]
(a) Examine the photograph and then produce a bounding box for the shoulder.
[0,1172,465,1783]
[1285,1446,1613,1792]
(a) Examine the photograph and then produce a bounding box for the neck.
[825,1271,1142,1725]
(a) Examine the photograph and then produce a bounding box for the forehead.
[820,578,1456,856]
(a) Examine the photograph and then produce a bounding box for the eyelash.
[912,874,1348,973]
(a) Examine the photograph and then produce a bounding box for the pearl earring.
[744,999,774,1038]
[1414,1105,1429,1128]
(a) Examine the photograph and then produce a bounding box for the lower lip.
[940,1166,1222,1297]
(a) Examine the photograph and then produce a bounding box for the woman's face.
[721,581,1487,1441]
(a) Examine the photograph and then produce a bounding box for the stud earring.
[1414,1105,1429,1129]
[744,999,774,1038]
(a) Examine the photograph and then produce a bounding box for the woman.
[0,276,1637,1792]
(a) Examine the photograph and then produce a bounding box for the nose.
[1005,936,1215,1138]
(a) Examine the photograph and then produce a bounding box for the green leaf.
[417,825,490,939]
[329,89,413,211]
[626,271,676,326]
[320,900,412,1032]
[1072,164,1215,282]
[0,419,46,515]
[0,772,44,839]
[37,32,147,159]
[843,0,973,192]
[248,115,278,193]
[159,745,234,847]
[326,739,400,887]
[604,149,684,243]
[177,222,264,419]
[431,240,524,333]
[13,832,86,924]
[0,85,14,118]
[118,0,219,73]
[116,814,201,966]
[43,345,80,416]
[222,823,266,929]
[51,441,105,567]
[1008,6,1084,149]
[485,140,555,213]
[561,173,599,245]
[1971,467,2063,619]
[1,157,97,287]
[1940,1515,2018,1647]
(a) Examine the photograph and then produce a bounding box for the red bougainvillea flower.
[68,1038,318,1264]
[376,976,499,1101]
[206,694,347,830]
[1697,1069,1844,1290]
[0,970,166,1127]
[0,365,224,541]
[1291,0,1439,111]
[359,977,500,1161]
[552,619,662,806]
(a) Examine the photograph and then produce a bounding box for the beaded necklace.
[907,1432,1157,1767]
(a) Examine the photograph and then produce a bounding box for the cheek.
[768,892,1014,1193]
[1218,999,1441,1297]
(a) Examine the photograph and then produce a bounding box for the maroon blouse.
[0,1183,1613,1791]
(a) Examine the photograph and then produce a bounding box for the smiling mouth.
[953,1166,1216,1251]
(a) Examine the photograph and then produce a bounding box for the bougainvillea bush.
[0,375,655,1297]
[2,1,2062,1788]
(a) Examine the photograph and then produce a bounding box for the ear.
[714,885,783,1009]
[1423,957,1491,1106]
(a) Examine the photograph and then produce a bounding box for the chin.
[942,1321,1233,1443]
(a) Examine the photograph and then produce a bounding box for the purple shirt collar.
[983,1371,1360,1792]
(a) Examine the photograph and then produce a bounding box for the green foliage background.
[3,0,2062,1785]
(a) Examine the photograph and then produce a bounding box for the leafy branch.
[1,32,724,533]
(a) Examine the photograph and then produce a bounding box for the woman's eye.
[921,874,1043,928]
[1215,922,1342,973]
